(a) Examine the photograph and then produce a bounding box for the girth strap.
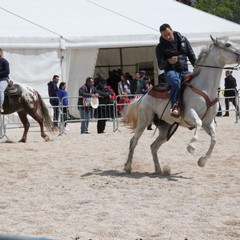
[185,82,218,120]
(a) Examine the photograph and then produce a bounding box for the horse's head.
[210,35,240,65]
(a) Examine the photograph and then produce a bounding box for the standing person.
[117,74,131,115]
[130,71,141,94]
[96,78,114,134]
[0,48,10,113]
[156,23,196,117]
[117,74,131,96]
[223,70,238,117]
[78,77,99,134]
[57,82,69,130]
[48,75,59,126]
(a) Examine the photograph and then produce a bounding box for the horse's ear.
[210,35,216,43]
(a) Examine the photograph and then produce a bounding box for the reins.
[194,64,240,70]
[188,47,240,119]
[184,81,219,120]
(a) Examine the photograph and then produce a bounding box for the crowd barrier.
[0,89,240,139]
[217,88,240,123]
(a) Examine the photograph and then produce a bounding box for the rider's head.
[159,23,174,42]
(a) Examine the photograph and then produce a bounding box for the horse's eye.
[225,43,231,47]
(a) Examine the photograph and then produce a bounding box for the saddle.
[4,81,22,96]
[148,83,171,99]
[148,74,193,118]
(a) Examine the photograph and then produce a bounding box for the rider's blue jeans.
[165,70,190,107]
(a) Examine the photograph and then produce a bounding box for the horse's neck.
[193,58,223,97]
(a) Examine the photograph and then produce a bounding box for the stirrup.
[170,106,181,118]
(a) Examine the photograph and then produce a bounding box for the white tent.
[1,0,240,103]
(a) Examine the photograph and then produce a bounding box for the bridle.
[195,42,240,70]
[194,64,240,70]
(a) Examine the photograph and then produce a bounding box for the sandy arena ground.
[0,115,240,240]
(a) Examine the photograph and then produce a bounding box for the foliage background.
[177,0,240,24]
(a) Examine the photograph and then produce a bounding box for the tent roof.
[1,0,240,48]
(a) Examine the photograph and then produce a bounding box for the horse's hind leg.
[27,110,50,141]
[17,111,30,143]
[124,110,153,173]
[150,122,171,174]
[124,123,146,173]
[198,121,217,167]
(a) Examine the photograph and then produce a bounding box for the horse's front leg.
[198,121,217,167]
[17,111,30,143]
[185,110,202,154]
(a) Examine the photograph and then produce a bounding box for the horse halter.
[195,42,240,71]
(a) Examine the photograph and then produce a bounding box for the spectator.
[130,71,141,94]
[118,74,131,96]
[107,84,117,118]
[107,70,120,95]
[78,77,99,134]
[141,78,152,94]
[48,75,59,126]
[223,70,239,117]
[57,82,69,131]
[96,78,114,133]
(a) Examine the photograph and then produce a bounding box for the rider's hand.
[168,56,178,64]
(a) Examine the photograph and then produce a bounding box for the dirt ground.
[0,115,240,240]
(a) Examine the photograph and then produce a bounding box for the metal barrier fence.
[217,88,240,123]
[0,95,132,139]
[0,89,240,139]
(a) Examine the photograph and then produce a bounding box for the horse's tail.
[37,92,57,133]
[122,98,142,130]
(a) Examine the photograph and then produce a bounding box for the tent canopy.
[1,0,240,48]
[1,0,240,101]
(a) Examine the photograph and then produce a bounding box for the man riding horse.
[155,23,196,117]
[0,48,10,113]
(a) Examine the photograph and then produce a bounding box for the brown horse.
[1,83,56,142]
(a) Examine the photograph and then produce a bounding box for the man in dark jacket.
[0,48,10,113]
[223,70,238,117]
[78,77,99,134]
[48,75,59,126]
[96,78,114,134]
[156,23,196,117]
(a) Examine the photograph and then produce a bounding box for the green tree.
[194,0,240,24]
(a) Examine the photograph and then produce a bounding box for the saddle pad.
[148,85,170,99]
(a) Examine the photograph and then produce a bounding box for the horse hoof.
[124,167,131,174]
[187,144,195,154]
[19,139,26,143]
[43,135,50,142]
[198,156,208,167]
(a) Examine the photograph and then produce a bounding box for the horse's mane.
[193,44,211,76]
[196,46,211,65]
[193,36,229,76]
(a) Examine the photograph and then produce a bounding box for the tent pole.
[59,36,66,81]
[119,48,123,72]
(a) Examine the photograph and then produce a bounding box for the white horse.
[123,36,240,174]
